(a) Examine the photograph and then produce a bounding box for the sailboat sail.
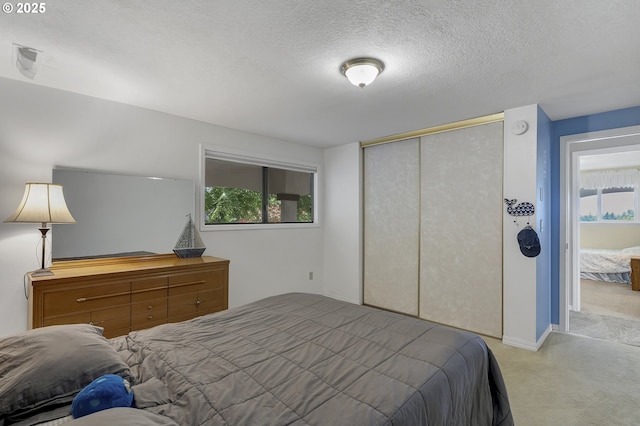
[173,214,206,258]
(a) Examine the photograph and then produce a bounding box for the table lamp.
[4,183,76,276]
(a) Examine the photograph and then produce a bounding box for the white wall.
[503,104,550,350]
[323,142,362,304]
[0,77,324,337]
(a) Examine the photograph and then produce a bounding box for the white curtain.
[580,169,640,189]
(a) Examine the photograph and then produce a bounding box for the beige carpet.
[568,279,640,346]
[485,332,640,425]
[570,310,640,346]
[483,279,640,424]
[579,279,640,321]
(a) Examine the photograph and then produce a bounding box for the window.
[579,187,636,222]
[202,150,317,227]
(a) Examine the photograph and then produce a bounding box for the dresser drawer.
[43,305,130,338]
[131,308,168,330]
[197,289,226,314]
[43,282,131,317]
[103,326,131,339]
[168,272,209,294]
[167,289,217,308]
[168,288,225,320]
[132,277,168,303]
[132,288,167,303]
[167,295,199,318]
[169,269,225,289]
[132,277,167,292]
[131,293,168,331]
[90,306,130,334]
[43,312,90,327]
[131,298,168,316]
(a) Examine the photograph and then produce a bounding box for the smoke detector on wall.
[511,120,529,135]
[13,44,41,79]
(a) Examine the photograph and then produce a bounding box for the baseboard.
[322,291,361,305]
[501,336,539,351]
[536,325,553,349]
[502,325,552,351]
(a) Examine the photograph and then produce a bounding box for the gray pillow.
[0,324,131,423]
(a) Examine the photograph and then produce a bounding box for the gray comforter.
[111,293,513,426]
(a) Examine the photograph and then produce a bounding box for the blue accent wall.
[550,106,640,324]
[537,106,552,338]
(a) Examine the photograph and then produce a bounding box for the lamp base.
[31,267,54,277]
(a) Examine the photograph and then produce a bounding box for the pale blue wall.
[536,106,552,339]
[550,106,640,324]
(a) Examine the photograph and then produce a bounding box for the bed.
[0,293,513,426]
[580,245,640,284]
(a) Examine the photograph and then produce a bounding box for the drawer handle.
[195,300,201,307]
[131,285,167,295]
[172,280,206,289]
[147,305,153,310]
[147,315,153,320]
[76,291,130,303]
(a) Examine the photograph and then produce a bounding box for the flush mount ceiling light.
[340,58,384,88]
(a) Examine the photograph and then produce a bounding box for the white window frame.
[579,186,638,223]
[199,144,320,231]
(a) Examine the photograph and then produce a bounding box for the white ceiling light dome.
[340,58,384,88]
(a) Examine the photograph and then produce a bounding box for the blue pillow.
[71,374,134,419]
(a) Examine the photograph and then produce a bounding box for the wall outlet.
[308,272,313,280]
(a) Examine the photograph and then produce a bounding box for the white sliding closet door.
[363,139,420,315]
[419,122,503,337]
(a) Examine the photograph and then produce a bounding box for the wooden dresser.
[630,257,640,291]
[28,254,229,338]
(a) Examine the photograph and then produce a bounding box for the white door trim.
[559,125,640,332]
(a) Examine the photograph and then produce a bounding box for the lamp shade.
[4,183,76,224]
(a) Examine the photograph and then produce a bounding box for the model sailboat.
[173,214,206,258]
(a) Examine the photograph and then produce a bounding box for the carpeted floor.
[486,332,640,425]
[569,279,640,346]
[569,310,640,347]
[486,279,640,424]
[579,279,640,321]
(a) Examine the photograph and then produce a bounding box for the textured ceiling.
[0,0,639,147]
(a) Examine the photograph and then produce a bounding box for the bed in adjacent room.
[580,245,640,284]
[1,293,513,426]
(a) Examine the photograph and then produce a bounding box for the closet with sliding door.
[363,116,504,338]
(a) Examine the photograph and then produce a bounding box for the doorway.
[560,126,640,344]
